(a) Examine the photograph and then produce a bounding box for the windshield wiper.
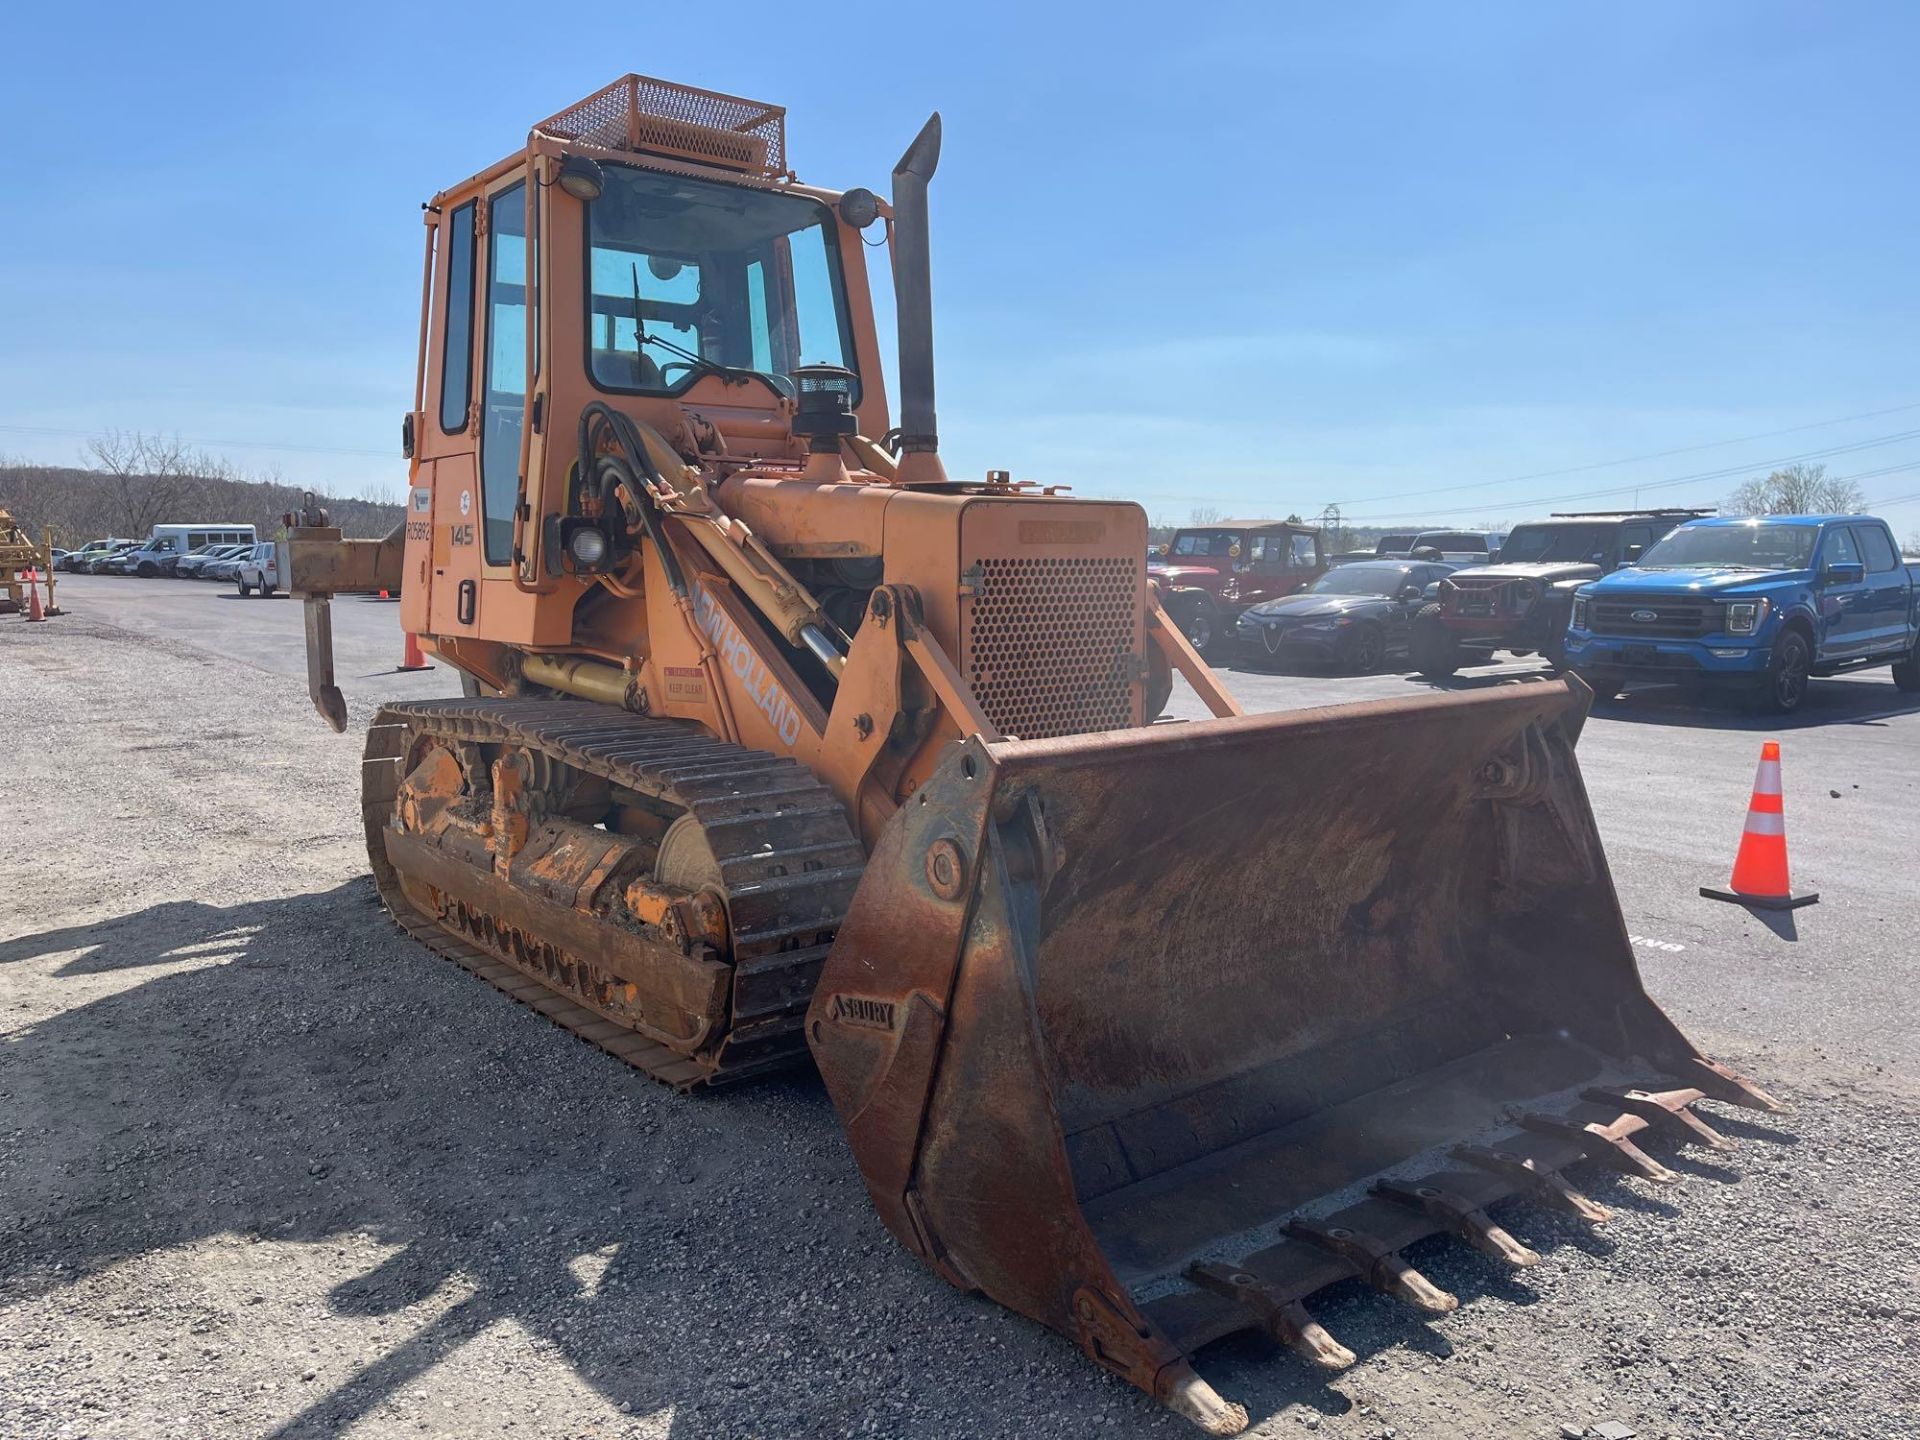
[628,262,775,391]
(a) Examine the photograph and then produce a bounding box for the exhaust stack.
[891,114,947,485]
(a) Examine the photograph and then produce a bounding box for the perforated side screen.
[966,556,1139,740]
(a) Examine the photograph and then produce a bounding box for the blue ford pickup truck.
[1565,515,1920,712]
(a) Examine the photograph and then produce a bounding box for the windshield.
[1498,524,1612,564]
[1168,530,1242,558]
[585,165,855,399]
[1376,533,1417,553]
[1307,564,1411,596]
[1639,523,1817,571]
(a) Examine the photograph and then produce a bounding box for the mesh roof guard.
[534,74,788,177]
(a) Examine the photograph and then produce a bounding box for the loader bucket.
[807,676,1779,1433]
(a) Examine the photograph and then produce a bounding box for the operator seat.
[591,348,666,389]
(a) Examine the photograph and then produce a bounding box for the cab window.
[585,164,855,398]
[439,202,477,434]
[480,180,530,566]
[1854,524,1899,573]
[1821,526,1860,569]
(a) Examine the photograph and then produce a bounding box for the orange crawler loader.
[290,76,1781,1432]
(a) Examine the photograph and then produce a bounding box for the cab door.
[1850,523,1909,655]
[420,195,482,640]
[1814,525,1869,657]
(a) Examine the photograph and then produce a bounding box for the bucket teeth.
[1370,1178,1542,1268]
[1519,1112,1683,1185]
[1676,1056,1787,1114]
[1452,1143,1613,1224]
[1158,1364,1250,1437]
[1186,1261,1356,1370]
[1284,1218,1459,1314]
[1584,1085,1737,1152]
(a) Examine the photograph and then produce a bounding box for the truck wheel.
[1171,597,1219,657]
[1751,629,1811,714]
[137,562,157,578]
[1409,604,1459,678]
[1893,638,1920,692]
[1338,623,1385,674]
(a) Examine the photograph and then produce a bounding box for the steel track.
[361,698,865,1088]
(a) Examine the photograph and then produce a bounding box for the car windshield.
[1375,533,1417,553]
[1639,523,1817,570]
[1497,524,1612,563]
[1307,564,1411,596]
[586,165,856,399]
[1168,530,1243,558]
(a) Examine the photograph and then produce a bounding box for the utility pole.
[1316,503,1346,555]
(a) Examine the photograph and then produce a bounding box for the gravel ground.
[3,606,1917,1439]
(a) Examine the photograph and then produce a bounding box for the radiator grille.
[1590,597,1717,639]
[966,556,1138,740]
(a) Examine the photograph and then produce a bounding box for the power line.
[1323,400,1920,509]
[1328,432,1920,525]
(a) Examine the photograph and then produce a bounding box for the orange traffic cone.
[1700,740,1818,910]
[398,631,431,672]
[24,576,45,622]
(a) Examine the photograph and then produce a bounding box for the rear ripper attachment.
[363,699,864,1086]
[807,676,1782,1433]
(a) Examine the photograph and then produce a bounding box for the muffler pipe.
[891,113,947,485]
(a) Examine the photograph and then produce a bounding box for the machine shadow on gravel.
[8,879,1553,1436]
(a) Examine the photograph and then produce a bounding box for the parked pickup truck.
[1409,509,1708,676]
[1566,514,1920,713]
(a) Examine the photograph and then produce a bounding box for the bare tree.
[85,430,222,536]
[1726,462,1867,517]
[1188,505,1223,526]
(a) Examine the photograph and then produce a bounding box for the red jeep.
[1149,520,1326,655]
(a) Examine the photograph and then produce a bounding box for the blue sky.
[2,3,1915,539]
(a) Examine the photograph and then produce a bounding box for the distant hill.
[0,462,402,547]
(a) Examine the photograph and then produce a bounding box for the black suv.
[1409,509,1712,677]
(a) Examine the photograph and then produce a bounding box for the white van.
[122,523,258,577]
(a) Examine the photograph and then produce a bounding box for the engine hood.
[1242,592,1386,622]
[1150,562,1224,585]
[1448,561,1601,583]
[1591,566,1806,596]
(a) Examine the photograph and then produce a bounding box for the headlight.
[1512,580,1539,609]
[1724,598,1769,635]
[1572,593,1589,629]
